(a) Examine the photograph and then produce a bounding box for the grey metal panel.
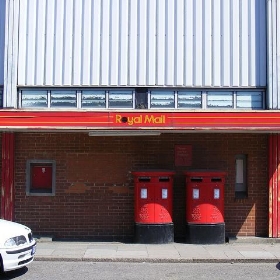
[4,0,19,108]
[16,0,267,88]
[0,0,5,85]
[267,0,280,109]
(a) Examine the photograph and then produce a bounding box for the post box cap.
[132,170,175,177]
[184,169,227,177]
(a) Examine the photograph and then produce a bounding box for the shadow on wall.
[225,199,268,238]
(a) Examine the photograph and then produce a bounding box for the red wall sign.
[175,145,192,166]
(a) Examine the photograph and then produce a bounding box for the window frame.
[26,159,56,196]
[17,88,266,110]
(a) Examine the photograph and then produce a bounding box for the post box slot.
[138,177,151,182]
[159,177,170,182]
[211,177,222,182]
[190,177,203,182]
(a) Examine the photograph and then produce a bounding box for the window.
[135,88,148,109]
[108,90,134,108]
[26,160,56,196]
[235,155,247,198]
[18,88,265,110]
[150,91,175,108]
[81,90,106,108]
[51,91,77,107]
[21,90,48,108]
[236,91,264,109]
[20,90,77,108]
[207,92,233,108]
[178,91,202,108]
[0,88,3,108]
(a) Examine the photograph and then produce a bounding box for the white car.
[0,219,36,272]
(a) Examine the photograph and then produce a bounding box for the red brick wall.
[13,132,268,240]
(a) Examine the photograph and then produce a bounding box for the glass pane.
[81,90,106,108]
[178,91,202,108]
[50,91,77,107]
[0,89,2,108]
[236,159,244,184]
[108,90,133,108]
[207,92,233,108]
[235,155,247,194]
[150,91,175,108]
[21,90,48,108]
[237,91,263,109]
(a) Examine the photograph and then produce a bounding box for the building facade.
[0,0,280,240]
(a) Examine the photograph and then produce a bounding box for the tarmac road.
[2,261,280,280]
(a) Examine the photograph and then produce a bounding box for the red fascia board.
[0,110,279,131]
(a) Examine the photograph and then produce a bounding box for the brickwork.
[12,132,268,240]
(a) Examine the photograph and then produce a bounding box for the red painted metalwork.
[0,110,280,130]
[268,135,280,237]
[31,165,52,189]
[1,133,15,221]
[185,171,226,224]
[133,171,174,224]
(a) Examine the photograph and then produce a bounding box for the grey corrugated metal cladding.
[5,0,267,89]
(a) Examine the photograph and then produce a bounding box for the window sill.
[26,192,55,197]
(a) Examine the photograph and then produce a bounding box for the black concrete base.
[135,223,174,244]
[186,223,225,244]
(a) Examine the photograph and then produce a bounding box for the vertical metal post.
[1,132,15,221]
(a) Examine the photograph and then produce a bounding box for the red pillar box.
[185,170,226,244]
[132,170,175,244]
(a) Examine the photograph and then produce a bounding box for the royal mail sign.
[115,113,167,127]
[115,114,167,126]
[0,110,280,131]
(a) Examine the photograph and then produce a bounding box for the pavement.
[34,237,280,263]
